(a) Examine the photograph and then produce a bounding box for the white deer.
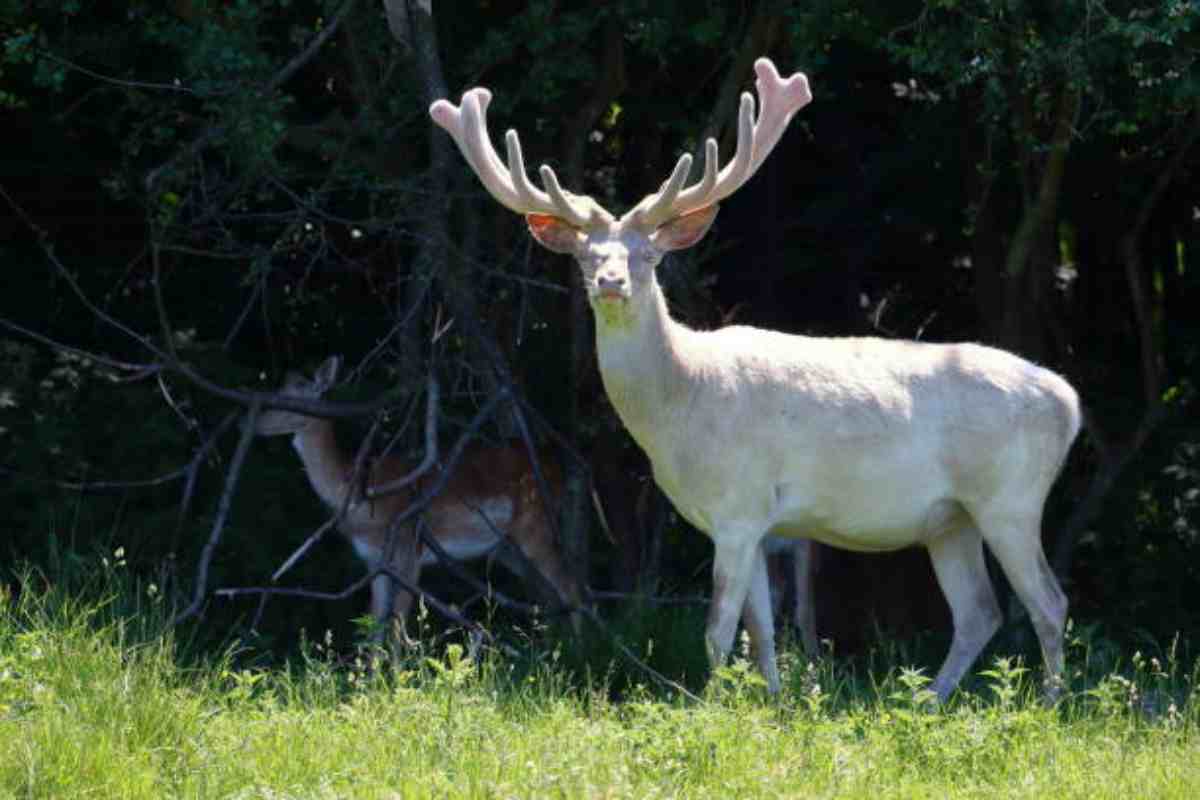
[430,58,1080,700]
[257,355,583,640]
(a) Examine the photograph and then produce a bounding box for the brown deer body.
[257,357,582,638]
[431,58,1080,700]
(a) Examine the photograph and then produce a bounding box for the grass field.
[1,570,1197,799]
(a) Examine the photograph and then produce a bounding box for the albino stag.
[430,58,1080,700]
[257,356,582,639]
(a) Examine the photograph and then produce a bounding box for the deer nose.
[596,272,628,297]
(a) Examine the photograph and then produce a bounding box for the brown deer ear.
[313,355,340,389]
[526,213,585,255]
[649,205,719,252]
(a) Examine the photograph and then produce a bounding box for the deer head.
[429,58,812,327]
[256,355,342,437]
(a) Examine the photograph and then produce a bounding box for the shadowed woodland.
[1,1,1198,682]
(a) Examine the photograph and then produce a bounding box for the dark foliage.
[1,0,1197,667]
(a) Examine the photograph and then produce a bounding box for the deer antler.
[626,58,812,231]
[430,88,614,230]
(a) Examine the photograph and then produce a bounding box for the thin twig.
[217,564,491,641]
[270,517,341,583]
[0,464,189,492]
[172,400,261,626]
[37,49,220,96]
[581,605,703,703]
[590,590,710,607]
[175,411,241,551]
[0,316,161,377]
[5,204,396,416]
[374,385,508,595]
[271,407,387,584]
[367,375,441,498]
[415,505,549,618]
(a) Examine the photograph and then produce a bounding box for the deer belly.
[769,487,967,553]
[419,498,515,566]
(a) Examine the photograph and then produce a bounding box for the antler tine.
[430,89,604,229]
[747,57,812,174]
[501,127,541,209]
[627,57,812,231]
[631,152,694,228]
[673,91,756,210]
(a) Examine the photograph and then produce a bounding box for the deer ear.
[650,205,719,252]
[313,355,340,388]
[526,213,584,255]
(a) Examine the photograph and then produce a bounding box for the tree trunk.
[1004,86,1077,353]
[695,1,785,163]
[557,16,626,598]
[1051,103,1200,577]
[383,0,451,383]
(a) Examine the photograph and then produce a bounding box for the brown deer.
[256,356,582,639]
[430,57,1081,701]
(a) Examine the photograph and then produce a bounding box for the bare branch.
[0,317,162,377]
[270,517,341,584]
[172,401,261,626]
[272,407,387,584]
[174,411,241,552]
[579,605,703,702]
[217,564,493,641]
[590,590,708,607]
[366,375,441,498]
[267,0,360,95]
[375,385,509,558]
[1003,85,1079,280]
[36,48,218,96]
[413,517,545,617]
[0,464,188,492]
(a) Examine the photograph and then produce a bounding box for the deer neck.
[592,277,694,457]
[290,420,357,511]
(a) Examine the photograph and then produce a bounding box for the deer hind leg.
[369,532,423,647]
[975,510,1068,701]
[495,529,583,634]
[791,539,820,657]
[500,471,585,632]
[926,522,1003,702]
[740,543,782,693]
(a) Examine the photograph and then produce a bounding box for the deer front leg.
[368,573,397,643]
[706,531,773,689]
[367,531,423,647]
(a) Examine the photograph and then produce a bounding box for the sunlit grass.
[0,572,1197,799]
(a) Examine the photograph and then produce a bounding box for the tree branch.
[367,375,440,498]
[172,401,261,625]
[1004,84,1079,280]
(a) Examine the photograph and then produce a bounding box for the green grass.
[0,574,1198,799]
